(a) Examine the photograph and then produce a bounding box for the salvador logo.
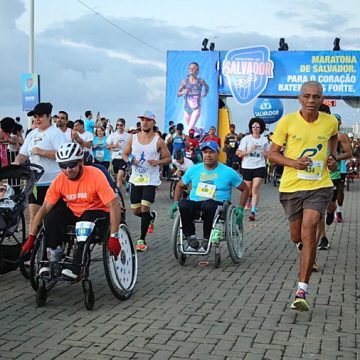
[222,46,274,105]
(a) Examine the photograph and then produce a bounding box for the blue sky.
[2,0,360,132]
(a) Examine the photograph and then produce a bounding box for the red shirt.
[202,135,221,147]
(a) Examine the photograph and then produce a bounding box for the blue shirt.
[93,136,111,162]
[84,119,95,133]
[172,135,186,156]
[182,163,243,202]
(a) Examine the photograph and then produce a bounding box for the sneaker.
[249,212,256,221]
[244,198,251,210]
[39,267,50,277]
[326,212,335,226]
[147,210,157,234]
[186,236,199,251]
[136,240,147,252]
[290,289,309,311]
[318,237,329,250]
[335,212,343,223]
[61,268,78,279]
[296,242,303,253]
[312,262,319,272]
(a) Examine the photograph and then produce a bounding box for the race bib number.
[195,182,216,199]
[133,174,150,185]
[297,160,323,180]
[185,151,192,158]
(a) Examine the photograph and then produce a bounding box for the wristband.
[110,232,119,238]
[329,154,337,161]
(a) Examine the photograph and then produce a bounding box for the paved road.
[0,178,359,359]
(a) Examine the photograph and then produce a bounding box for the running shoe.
[290,288,309,311]
[335,212,343,223]
[326,212,335,226]
[249,212,256,221]
[312,262,319,272]
[318,237,329,250]
[147,210,157,234]
[198,240,209,252]
[136,239,147,252]
[61,268,78,279]
[296,242,303,253]
[244,198,252,210]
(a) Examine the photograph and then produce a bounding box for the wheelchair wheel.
[103,224,137,301]
[36,284,47,307]
[29,230,57,292]
[214,251,221,268]
[171,213,181,259]
[83,280,95,311]
[169,178,178,200]
[14,213,29,279]
[178,253,186,266]
[225,205,244,263]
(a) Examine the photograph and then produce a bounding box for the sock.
[251,206,257,214]
[140,212,152,240]
[336,205,342,213]
[298,282,308,293]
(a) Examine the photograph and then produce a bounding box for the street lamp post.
[28,0,34,128]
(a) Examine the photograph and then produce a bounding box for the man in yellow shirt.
[269,81,338,312]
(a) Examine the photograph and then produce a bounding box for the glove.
[108,236,121,257]
[21,234,36,256]
[169,201,179,220]
[234,206,244,225]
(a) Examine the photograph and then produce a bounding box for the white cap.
[348,132,354,138]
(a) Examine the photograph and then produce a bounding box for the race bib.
[133,174,150,185]
[195,182,216,199]
[297,160,323,180]
[95,149,104,161]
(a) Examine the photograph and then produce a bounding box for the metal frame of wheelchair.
[29,219,137,310]
[171,201,244,268]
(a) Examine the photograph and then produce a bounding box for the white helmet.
[348,132,354,138]
[56,142,83,163]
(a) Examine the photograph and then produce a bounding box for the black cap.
[27,102,53,117]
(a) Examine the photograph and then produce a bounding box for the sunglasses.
[59,161,79,170]
[252,125,261,128]
[0,188,6,193]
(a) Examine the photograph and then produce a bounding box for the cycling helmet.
[56,142,83,163]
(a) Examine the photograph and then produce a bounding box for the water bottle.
[211,223,222,244]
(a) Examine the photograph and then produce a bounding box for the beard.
[142,127,151,133]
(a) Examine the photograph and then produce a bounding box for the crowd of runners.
[0,80,358,311]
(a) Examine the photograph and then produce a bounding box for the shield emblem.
[222,46,274,105]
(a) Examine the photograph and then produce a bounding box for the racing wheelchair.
[171,201,244,268]
[29,214,137,310]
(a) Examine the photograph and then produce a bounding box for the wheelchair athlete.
[172,150,194,178]
[169,140,249,250]
[21,142,122,279]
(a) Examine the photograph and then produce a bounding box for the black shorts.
[130,185,157,209]
[28,185,49,206]
[241,167,266,181]
[112,159,127,174]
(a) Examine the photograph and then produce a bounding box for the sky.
[1,0,360,133]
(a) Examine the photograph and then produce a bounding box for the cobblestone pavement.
[0,178,359,360]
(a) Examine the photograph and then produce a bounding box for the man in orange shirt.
[21,142,121,279]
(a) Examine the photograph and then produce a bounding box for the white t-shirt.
[61,128,73,142]
[20,125,67,185]
[172,157,193,173]
[77,130,94,154]
[239,134,269,169]
[106,131,131,160]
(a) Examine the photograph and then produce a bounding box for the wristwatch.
[110,232,119,238]
[329,154,337,161]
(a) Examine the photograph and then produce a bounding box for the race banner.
[21,73,40,111]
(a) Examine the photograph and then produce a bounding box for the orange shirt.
[45,166,116,217]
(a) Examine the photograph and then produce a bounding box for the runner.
[122,111,171,252]
[269,81,338,311]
